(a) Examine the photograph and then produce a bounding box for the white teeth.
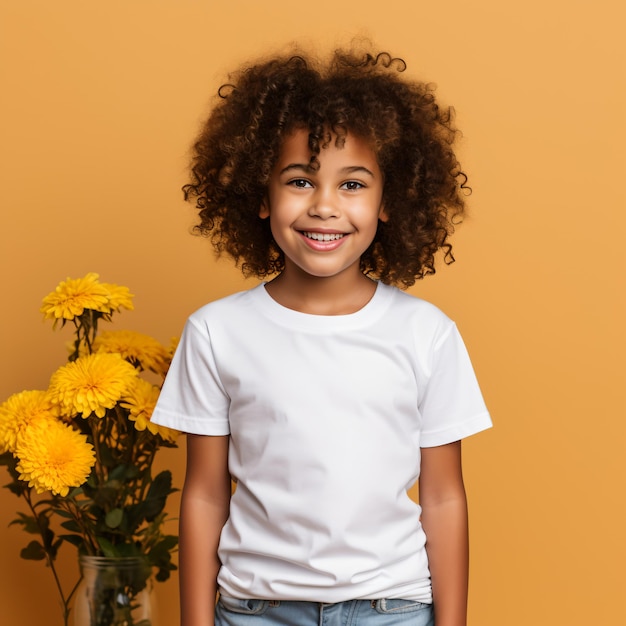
[303,232,345,241]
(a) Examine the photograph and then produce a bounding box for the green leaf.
[125,465,141,480]
[35,497,61,508]
[115,543,141,558]
[93,486,121,509]
[108,463,141,482]
[150,470,174,495]
[97,445,117,467]
[9,512,41,534]
[105,508,124,529]
[20,540,46,561]
[4,479,29,497]
[107,464,129,482]
[59,534,84,548]
[147,534,178,582]
[97,537,120,557]
[60,520,82,533]
[66,485,84,498]
[151,535,179,553]
[127,500,154,533]
[142,471,174,522]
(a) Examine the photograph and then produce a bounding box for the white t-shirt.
[152,282,492,603]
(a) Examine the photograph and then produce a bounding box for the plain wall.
[1,1,624,624]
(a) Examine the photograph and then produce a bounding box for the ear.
[259,195,270,219]
[378,202,389,223]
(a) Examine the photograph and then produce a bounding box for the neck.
[265,267,377,315]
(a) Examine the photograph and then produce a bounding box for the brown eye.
[341,181,365,191]
[288,178,312,188]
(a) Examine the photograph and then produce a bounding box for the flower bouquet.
[0,273,179,626]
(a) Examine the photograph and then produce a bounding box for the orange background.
[1,1,624,625]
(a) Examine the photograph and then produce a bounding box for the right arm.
[179,433,231,626]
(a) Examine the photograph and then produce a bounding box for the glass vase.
[73,556,157,626]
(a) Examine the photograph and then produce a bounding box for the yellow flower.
[48,353,138,418]
[93,330,170,375]
[0,390,58,454]
[121,379,179,442]
[100,282,134,313]
[40,273,134,323]
[15,418,95,496]
[40,273,111,321]
[167,336,180,359]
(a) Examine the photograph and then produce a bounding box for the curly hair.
[183,48,469,288]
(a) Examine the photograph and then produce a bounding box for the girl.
[152,48,492,626]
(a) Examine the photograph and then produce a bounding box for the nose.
[308,187,340,219]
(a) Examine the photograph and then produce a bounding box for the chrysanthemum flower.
[40,273,135,324]
[15,418,95,496]
[48,353,138,418]
[101,282,134,313]
[0,390,58,454]
[167,336,180,359]
[93,330,169,375]
[121,378,178,442]
[41,273,111,321]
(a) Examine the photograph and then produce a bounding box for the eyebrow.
[278,163,376,177]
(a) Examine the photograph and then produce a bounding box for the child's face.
[260,128,387,282]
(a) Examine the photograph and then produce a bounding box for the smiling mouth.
[302,231,345,241]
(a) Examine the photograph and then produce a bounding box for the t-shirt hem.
[217,582,433,604]
[420,411,492,448]
[150,408,230,436]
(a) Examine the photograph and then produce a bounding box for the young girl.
[152,48,492,626]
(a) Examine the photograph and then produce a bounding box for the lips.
[298,230,348,251]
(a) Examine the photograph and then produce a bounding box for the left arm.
[419,440,469,626]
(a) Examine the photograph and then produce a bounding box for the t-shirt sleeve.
[150,317,230,435]
[418,322,492,447]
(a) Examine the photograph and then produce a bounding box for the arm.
[179,433,231,626]
[419,440,469,626]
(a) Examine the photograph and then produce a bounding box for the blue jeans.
[215,595,434,625]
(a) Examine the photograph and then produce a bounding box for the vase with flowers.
[0,273,180,626]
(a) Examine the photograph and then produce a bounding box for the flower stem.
[23,490,74,626]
